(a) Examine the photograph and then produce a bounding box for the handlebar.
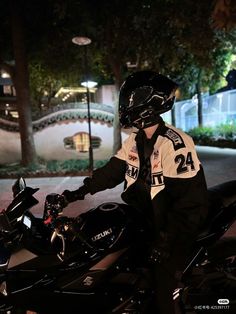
[43,193,67,225]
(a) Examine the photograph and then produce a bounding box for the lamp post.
[72,36,94,174]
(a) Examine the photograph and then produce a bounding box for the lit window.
[73,132,89,152]
[64,132,101,153]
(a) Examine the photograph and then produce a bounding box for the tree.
[79,0,156,153]
[0,0,83,165]
[83,0,234,131]
[212,0,236,30]
[0,0,37,166]
[29,61,68,115]
[1,0,235,161]
[156,0,234,127]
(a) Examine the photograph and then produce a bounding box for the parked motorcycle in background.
[0,177,235,313]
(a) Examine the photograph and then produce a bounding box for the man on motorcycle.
[62,70,209,314]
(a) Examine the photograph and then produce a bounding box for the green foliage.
[215,123,236,140]
[46,160,60,172]
[0,159,109,178]
[0,161,46,177]
[29,62,64,109]
[188,123,236,147]
[46,159,89,172]
[188,127,215,142]
[46,159,109,173]
[1,1,236,110]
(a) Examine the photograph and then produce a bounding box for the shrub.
[215,123,236,140]
[94,160,109,168]
[46,160,61,172]
[0,159,109,178]
[188,123,236,148]
[188,127,214,143]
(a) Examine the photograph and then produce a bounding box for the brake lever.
[51,228,66,262]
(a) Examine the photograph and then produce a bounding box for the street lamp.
[81,81,98,89]
[72,36,94,174]
[81,81,98,106]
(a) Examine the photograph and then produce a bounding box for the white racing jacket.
[85,119,208,241]
[115,123,201,200]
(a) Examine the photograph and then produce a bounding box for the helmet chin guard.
[119,70,178,128]
[128,102,162,129]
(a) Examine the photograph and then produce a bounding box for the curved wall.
[0,119,129,164]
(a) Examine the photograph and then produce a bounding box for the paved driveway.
[196,146,236,187]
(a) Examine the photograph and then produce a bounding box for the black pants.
[122,182,196,313]
[154,236,194,314]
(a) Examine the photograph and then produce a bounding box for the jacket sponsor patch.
[128,154,138,162]
[153,150,159,159]
[126,163,138,179]
[151,171,164,186]
[152,162,160,170]
[164,128,185,150]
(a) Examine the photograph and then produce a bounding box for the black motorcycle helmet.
[119,70,178,129]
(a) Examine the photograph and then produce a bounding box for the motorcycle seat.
[208,180,236,208]
[196,180,236,243]
[206,180,236,221]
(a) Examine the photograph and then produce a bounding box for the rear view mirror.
[12,177,26,197]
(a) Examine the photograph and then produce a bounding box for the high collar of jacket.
[135,117,166,145]
[135,117,166,160]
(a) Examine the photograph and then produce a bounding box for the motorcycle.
[0,177,236,314]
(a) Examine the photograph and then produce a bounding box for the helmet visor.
[127,86,167,113]
[128,86,153,109]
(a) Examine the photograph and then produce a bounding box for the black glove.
[62,185,89,203]
[148,232,173,264]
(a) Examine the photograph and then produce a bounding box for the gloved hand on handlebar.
[148,232,174,265]
[62,184,90,203]
[148,244,171,265]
